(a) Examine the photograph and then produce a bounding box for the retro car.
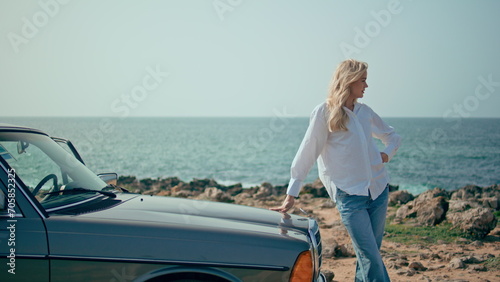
[0,124,325,281]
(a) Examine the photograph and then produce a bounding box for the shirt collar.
[343,102,359,113]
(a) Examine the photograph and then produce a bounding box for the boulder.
[395,188,449,226]
[449,257,466,269]
[389,190,414,206]
[233,192,252,204]
[388,183,399,192]
[301,179,329,198]
[408,261,427,271]
[190,178,220,189]
[451,184,500,210]
[253,182,274,199]
[174,190,194,198]
[201,187,233,203]
[482,197,500,210]
[447,207,498,239]
[335,243,356,257]
[448,199,479,213]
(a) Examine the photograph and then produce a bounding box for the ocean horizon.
[1,116,499,196]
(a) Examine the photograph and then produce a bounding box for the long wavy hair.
[326,59,368,132]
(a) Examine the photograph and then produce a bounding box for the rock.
[448,199,479,213]
[174,190,193,198]
[190,178,219,189]
[322,247,336,259]
[448,207,498,239]
[461,255,483,264]
[301,179,329,198]
[427,265,445,271]
[470,264,487,272]
[388,183,399,192]
[451,184,500,210]
[322,269,335,282]
[417,196,448,226]
[451,185,483,200]
[482,197,500,210]
[408,261,427,271]
[396,269,415,276]
[389,190,414,206]
[395,188,449,226]
[201,187,233,203]
[233,192,252,204]
[449,257,466,269]
[335,244,356,257]
[253,183,273,199]
[452,184,499,199]
[470,240,484,247]
[118,175,137,185]
[320,199,335,208]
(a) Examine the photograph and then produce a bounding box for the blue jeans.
[335,186,390,282]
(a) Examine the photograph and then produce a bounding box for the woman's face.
[349,71,368,100]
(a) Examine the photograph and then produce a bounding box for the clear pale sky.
[1,0,499,118]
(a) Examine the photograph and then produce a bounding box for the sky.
[1,0,499,118]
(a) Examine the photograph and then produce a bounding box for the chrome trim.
[48,255,290,271]
[307,218,322,280]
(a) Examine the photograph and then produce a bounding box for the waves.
[2,116,499,195]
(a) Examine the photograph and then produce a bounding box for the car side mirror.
[17,141,29,154]
[98,172,118,186]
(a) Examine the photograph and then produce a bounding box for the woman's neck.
[345,100,355,111]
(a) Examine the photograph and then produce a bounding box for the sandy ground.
[271,196,500,282]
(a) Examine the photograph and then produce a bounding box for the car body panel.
[0,124,324,281]
[45,194,310,269]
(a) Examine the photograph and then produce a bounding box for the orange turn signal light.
[289,250,313,282]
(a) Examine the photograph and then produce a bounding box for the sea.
[2,117,499,196]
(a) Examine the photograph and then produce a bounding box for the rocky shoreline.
[117,176,500,281]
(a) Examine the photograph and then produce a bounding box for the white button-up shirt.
[286,102,401,201]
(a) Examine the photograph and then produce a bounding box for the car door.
[0,161,50,282]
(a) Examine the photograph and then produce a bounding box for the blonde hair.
[326,59,368,132]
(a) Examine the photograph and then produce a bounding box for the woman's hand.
[380,152,389,163]
[270,194,295,213]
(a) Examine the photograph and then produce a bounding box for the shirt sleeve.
[287,104,329,197]
[370,107,401,161]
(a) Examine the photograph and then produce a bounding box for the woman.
[271,59,401,281]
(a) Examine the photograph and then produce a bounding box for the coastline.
[117,176,500,281]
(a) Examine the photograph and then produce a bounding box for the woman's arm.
[287,104,329,197]
[271,104,329,213]
[370,108,401,161]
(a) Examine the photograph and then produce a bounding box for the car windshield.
[0,131,108,211]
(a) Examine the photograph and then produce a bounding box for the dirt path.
[288,197,500,282]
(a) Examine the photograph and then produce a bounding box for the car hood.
[45,193,312,269]
[94,193,311,232]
